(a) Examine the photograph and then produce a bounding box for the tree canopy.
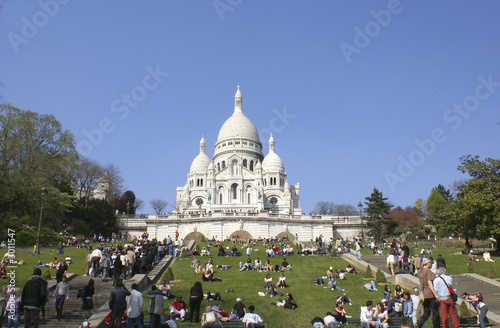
[436,155,500,243]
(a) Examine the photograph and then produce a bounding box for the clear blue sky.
[1,1,499,213]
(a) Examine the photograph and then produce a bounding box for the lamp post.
[125,201,130,241]
[358,201,364,241]
[35,185,48,255]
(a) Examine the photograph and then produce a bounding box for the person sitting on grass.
[346,264,356,274]
[264,274,272,289]
[276,293,298,310]
[281,258,290,270]
[264,260,272,272]
[327,267,335,280]
[334,301,348,324]
[170,295,187,321]
[202,270,222,282]
[268,284,283,297]
[277,272,287,288]
[194,261,203,274]
[323,311,339,328]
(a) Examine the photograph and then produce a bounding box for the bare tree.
[101,163,124,203]
[312,201,336,215]
[135,199,144,212]
[75,157,103,207]
[335,203,357,216]
[150,199,168,215]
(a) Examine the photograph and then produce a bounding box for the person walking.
[126,283,144,328]
[416,258,440,328]
[108,280,131,328]
[81,278,95,318]
[147,285,164,328]
[433,268,458,328]
[52,276,69,320]
[188,282,203,323]
[100,253,111,282]
[20,268,48,328]
[90,247,102,278]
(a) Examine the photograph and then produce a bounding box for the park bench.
[221,319,245,327]
[345,317,401,328]
[458,316,494,328]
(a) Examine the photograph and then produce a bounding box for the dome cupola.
[262,134,285,173]
[190,135,212,173]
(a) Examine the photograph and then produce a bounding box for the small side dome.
[190,136,212,173]
[262,152,284,172]
[190,154,211,173]
[208,162,214,171]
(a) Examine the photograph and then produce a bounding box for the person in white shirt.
[360,301,377,328]
[241,305,267,328]
[127,283,144,327]
[90,248,102,277]
[323,312,338,328]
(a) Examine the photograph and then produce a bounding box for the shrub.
[467,262,474,273]
[458,300,471,316]
[41,268,51,280]
[16,230,36,246]
[364,265,373,278]
[375,268,387,283]
[161,266,174,283]
[330,247,337,257]
[488,265,497,279]
[179,248,188,259]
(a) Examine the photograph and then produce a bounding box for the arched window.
[218,186,224,204]
[250,160,254,171]
[231,183,238,200]
[222,161,226,169]
[196,179,200,187]
[243,159,247,168]
[217,163,221,171]
[248,193,251,204]
[200,179,203,187]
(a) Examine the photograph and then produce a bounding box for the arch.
[275,231,296,242]
[229,230,252,241]
[231,183,238,200]
[222,161,226,169]
[184,231,206,243]
[246,185,252,204]
[217,163,221,171]
[218,186,225,204]
[250,160,254,171]
[243,159,247,168]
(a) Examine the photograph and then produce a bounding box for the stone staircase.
[20,275,117,328]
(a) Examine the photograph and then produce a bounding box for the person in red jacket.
[170,295,188,321]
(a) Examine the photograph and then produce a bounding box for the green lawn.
[143,241,399,328]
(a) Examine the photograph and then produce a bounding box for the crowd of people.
[10,233,495,328]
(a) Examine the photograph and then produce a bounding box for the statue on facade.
[207,190,211,202]
[258,189,262,200]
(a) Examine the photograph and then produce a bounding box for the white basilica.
[176,87,302,215]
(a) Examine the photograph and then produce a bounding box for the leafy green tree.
[426,189,447,220]
[115,190,137,214]
[68,198,117,236]
[434,184,452,202]
[413,198,426,217]
[437,155,500,243]
[0,105,77,233]
[364,187,393,241]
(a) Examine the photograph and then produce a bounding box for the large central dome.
[216,86,261,144]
